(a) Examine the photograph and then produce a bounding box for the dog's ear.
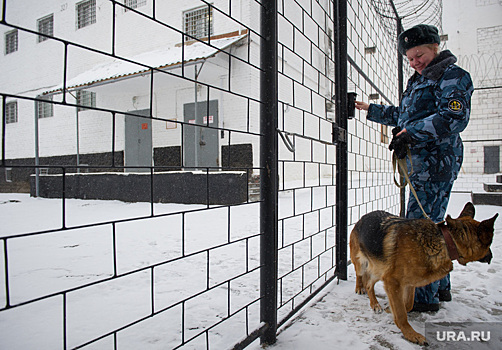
[458,202,475,219]
[478,213,499,245]
[446,214,464,231]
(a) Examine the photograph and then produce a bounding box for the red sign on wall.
[141,123,148,130]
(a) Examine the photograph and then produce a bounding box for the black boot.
[411,303,440,312]
[439,290,452,302]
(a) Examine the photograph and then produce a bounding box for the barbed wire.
[369,1,501,90]
[457,52,502,89]
[369,0,443,41]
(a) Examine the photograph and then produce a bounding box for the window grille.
[76,90,96,111]
[5,29,18,54]
[183,6,213,40]
[37,95,54,119]
[37,14,54,43]
[124,0,147,12]
[5,101,18,124]
[76,0,96,29]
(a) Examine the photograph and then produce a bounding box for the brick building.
[443,0,502,191]
[1,0,264,193]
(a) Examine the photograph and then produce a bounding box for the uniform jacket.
[367,50,474,182]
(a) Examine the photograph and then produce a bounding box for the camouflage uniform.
[366,50,474,305]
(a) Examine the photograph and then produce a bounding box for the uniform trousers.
[406,180,453,305]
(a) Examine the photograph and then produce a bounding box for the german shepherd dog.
[350,202,497,345]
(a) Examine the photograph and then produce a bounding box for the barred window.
[184,6,213,40]
[5,29,18,55]
[6,101,18,124]
[37,95,54,119]
[37,14,54,43]
[76,0,96,29]
[124,0,147,12]
[76,90,96,111]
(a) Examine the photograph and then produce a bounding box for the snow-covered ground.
[0,193,262,349]
[249,192,502,350]
[1,192,501,349]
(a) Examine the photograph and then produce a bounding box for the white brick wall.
[460,83,502,177]
[477,25,502,53]
[444,0,502,190]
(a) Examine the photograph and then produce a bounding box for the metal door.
[484,146,500,174]
[183,100,219,169]
[124,109,152,172]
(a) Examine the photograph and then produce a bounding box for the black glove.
[389,127,412,159]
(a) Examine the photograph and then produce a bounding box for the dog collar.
[441,225,459,261]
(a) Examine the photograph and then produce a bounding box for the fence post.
[260,0,278,345]
[334,0,348,281]
[397,19,406,217]
[390,1,406,217]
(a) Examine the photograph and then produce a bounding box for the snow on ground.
[1,192,501,349]
[247,192,502,350]
[0,194,262,349]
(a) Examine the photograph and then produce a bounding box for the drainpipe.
[194,65,199,170]
[34,100,40,197]
[67,90,80,173]
[76,97,80,173]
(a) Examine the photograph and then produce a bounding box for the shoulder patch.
[448,99,463,113]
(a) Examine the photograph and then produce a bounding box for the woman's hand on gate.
[355,101,369,111]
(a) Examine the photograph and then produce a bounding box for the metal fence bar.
[390,0,406,217]
[334,0,348,281]
[260,0,278,345]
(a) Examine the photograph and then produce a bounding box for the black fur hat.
[398,24,440,55]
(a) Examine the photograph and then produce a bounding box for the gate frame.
[260,0,351,346]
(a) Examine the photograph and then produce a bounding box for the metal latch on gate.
[347,92,357,119]
[332,124,347,144]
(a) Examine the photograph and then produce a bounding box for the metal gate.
[0,0,403,349]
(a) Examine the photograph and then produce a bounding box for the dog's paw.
[384,306,391,314]
[355,286,366,295]
[371,303,383,313]
[404,331,428,345]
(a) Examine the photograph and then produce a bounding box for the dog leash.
[392,149,432,221]
[392,149,461,260]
